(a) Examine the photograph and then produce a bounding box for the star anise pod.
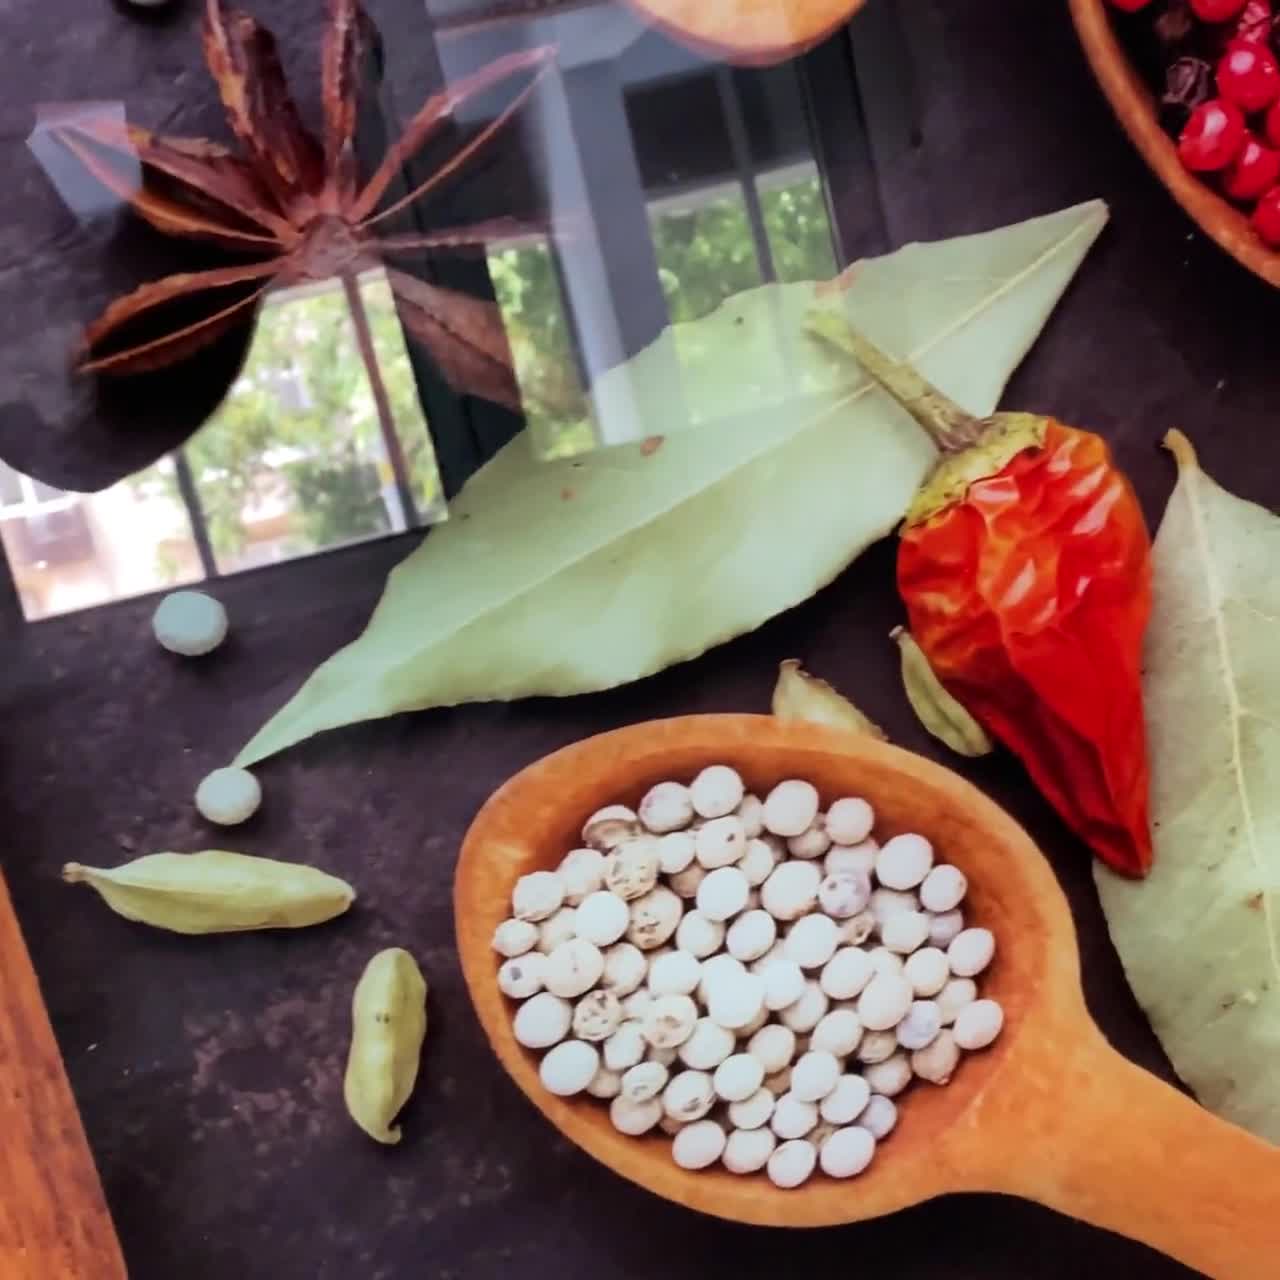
[47,0,554,413]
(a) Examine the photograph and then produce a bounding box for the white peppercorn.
[856,1029,898,1064]
[513,992,573,1049]
[819,947,874,1001]
[728,1088,775,1133]
[839,911,877,946]
[603,1020,647,1072]
[573,989,623,1041]
[558,848,608,905]
[675,910,724,959]
[605,838,661,901]
[627,886,683,950]
[867,947,905,979]
[663,1069,715,1121]
[783,914,839,970]
[726,909,777,962]
[824,840,877,879]
[679,1017,736,1070]
[639,781,694,834]
[778,980,828,1033]
[787,822,831,860]
[819,1074,871,1126]
[714,1053,765,1103]
[919,863,967,913]
[672,1119,727,1170]
[153,590,228,656]
[610,1094,662,1135]
[642,994,698,1049]
[621,1060,669,1103]
[870,887,920,925]
[857,973,914,1031]
[723,1126,776,1173]
[574,892,628,947]
[760,860,821,922]
[668,862,707,900]
[767,1139,817,1188]
[856,1094,897,1139]
[582,804,640,851]
[694,815,747,869]
[790,1050,840,1103]
[928,909,965,949]
[492,918,539,958]
[601,942,648,996]
[696,866,750,922]
[903,947,950,997]
[540,1040,599,1096]
[543,938,604,999]
[738,838,778,887]
[911,1029,960,1084]
[770,1092,818,1141]
[817,870,872,919]
[708,972,767,1031]
[763,780,820,838]
[649,1044,678,1066]
[953,998,1004,1050]
[948,928,995,978]
[880,910,931,955]
[876,833,934,890]
[863,1053,912,1097]
[742,1026,793,1078]
[810,1009,862,1058]
[537,906,579,954]
[698,953,747,1005]
[690,765,745,819]
[896,1000,942,1051]
[587,1067,622,1099]
[819,1125,876,1179]
[498,952,548,999]
[512,870,565,922]
[194,767,261,826]
[738,1005,770,1037]
[657,831,697,875]
[749,940,786,975]
[825,797,875,846]
[736,793,765,839]
[648,950,702,997]
[936,977,977,1025]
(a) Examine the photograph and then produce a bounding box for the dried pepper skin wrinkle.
[899,421,1154,876]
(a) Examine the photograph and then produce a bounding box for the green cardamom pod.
[62,851,355,934]
[772,659,887,740]
[891,627,994,758]
[344,948,428,1145]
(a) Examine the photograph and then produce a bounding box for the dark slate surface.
[2,0,1278,1276]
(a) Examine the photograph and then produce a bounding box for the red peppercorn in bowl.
[1070,0,1280,280]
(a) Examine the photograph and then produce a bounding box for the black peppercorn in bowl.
[1070,0,1280,286]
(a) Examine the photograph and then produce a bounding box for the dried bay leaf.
[773,659,885,739]
[1096,431,1280,1143]
[236,201,1108,766]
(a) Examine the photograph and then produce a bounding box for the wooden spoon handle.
[989,1023,1280,1278]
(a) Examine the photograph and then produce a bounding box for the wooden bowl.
[1069,0,1280,288]
[455,715,1280,1268]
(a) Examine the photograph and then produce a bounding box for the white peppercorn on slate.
[492,765,1004,1189]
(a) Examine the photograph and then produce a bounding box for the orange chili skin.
[898,420,1154,877]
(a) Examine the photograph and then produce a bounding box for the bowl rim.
[1069,0,1280,288]
[454,713,1084,1226]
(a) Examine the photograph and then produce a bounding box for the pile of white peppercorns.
[491,766,1004,1189]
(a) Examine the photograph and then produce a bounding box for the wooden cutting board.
[0,871,127,1277]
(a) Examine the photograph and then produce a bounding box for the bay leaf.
[1096,430,1280,1144]
[236,200,1107,766]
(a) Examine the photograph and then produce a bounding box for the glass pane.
[0,459,202,621]
[759,163,839,283]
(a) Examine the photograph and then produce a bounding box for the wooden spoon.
[456,715,1280,1276]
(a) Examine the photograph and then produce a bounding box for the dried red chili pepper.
[808,314,1154,877]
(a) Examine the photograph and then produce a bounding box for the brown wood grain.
[0,871,126,1278]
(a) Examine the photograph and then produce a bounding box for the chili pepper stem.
[805,308,986,452]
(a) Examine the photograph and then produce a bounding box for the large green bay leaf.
[237,200,1107,765]
[1097,434,1280,1144]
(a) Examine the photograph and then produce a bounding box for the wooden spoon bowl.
[1069,0,1280,289]
[456,716,1280,1272]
